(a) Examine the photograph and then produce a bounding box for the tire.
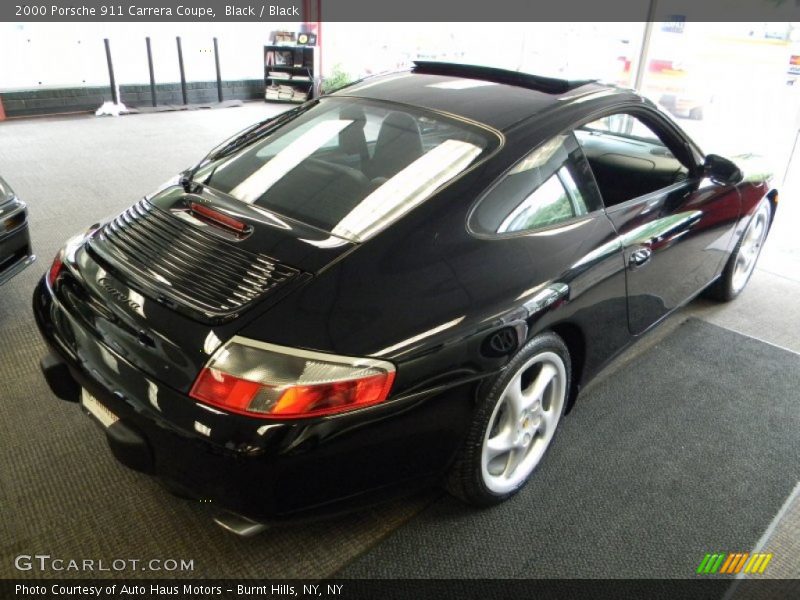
[446,332,571,506]
[706,199,771,302]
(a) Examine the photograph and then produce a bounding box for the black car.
[0,176,34,286]
[34,62,777,534]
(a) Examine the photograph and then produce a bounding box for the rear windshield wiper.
[179,104,308,192]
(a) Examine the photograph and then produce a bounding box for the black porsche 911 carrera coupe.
[0,176,34,286]
[34,62,777,534]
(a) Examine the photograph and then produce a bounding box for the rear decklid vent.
[87,199,299,320]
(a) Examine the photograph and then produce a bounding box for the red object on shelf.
[301,0,322,83]
[0,96,6,121]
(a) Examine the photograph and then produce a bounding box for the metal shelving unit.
[264,45,319,103]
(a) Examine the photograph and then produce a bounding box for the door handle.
[629,247,652,267]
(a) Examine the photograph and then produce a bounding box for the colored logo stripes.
[697,552,773,575]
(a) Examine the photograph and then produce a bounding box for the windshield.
[194,98,497,242]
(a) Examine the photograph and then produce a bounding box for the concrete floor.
[0,102,798,577]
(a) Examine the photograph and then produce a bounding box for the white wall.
[0,22,295,91]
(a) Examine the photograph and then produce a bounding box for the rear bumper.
[32,276,473,521]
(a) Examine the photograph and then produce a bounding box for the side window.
[470,133,602,235]
[575,112,690,208]
[498,171,572,233]
[580,113,661,143]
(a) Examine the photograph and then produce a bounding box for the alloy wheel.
[480,351,566,494]
[731,205,769,294]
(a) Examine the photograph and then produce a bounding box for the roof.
[332,63,615,131]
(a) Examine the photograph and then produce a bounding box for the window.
[498,171,573,232]
[470,133,601,235]
[193,98,496,242]
[575,112,690,207]
[581,114,661,143]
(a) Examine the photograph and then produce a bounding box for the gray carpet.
[337,319,800,578]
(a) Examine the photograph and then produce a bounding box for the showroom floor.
[0,103,797,580]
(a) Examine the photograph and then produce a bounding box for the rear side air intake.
[87,199,298,319]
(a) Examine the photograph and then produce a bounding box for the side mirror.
[704,154,743,186]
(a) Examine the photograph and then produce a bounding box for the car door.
[574,108,741,335]
[466,132,631,378]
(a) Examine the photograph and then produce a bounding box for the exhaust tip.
[213,512,269,537]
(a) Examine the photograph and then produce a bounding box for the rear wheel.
[706,199,771,302]
[446,332,570,506]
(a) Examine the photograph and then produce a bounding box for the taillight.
[189,337,396,419]
[2,210,24,233]
[47,251,64,287]
[46,228,100,289]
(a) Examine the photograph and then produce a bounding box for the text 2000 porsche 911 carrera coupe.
[34,62,777,533]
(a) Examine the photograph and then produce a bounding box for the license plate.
[81,389,119,429]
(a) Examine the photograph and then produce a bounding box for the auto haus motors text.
[18,584,345,596]
[17,585,224,597]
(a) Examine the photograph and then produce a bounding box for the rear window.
[194,98,497,242]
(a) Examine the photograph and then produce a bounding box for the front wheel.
[706,199,771,302]
[446,332,570,506]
